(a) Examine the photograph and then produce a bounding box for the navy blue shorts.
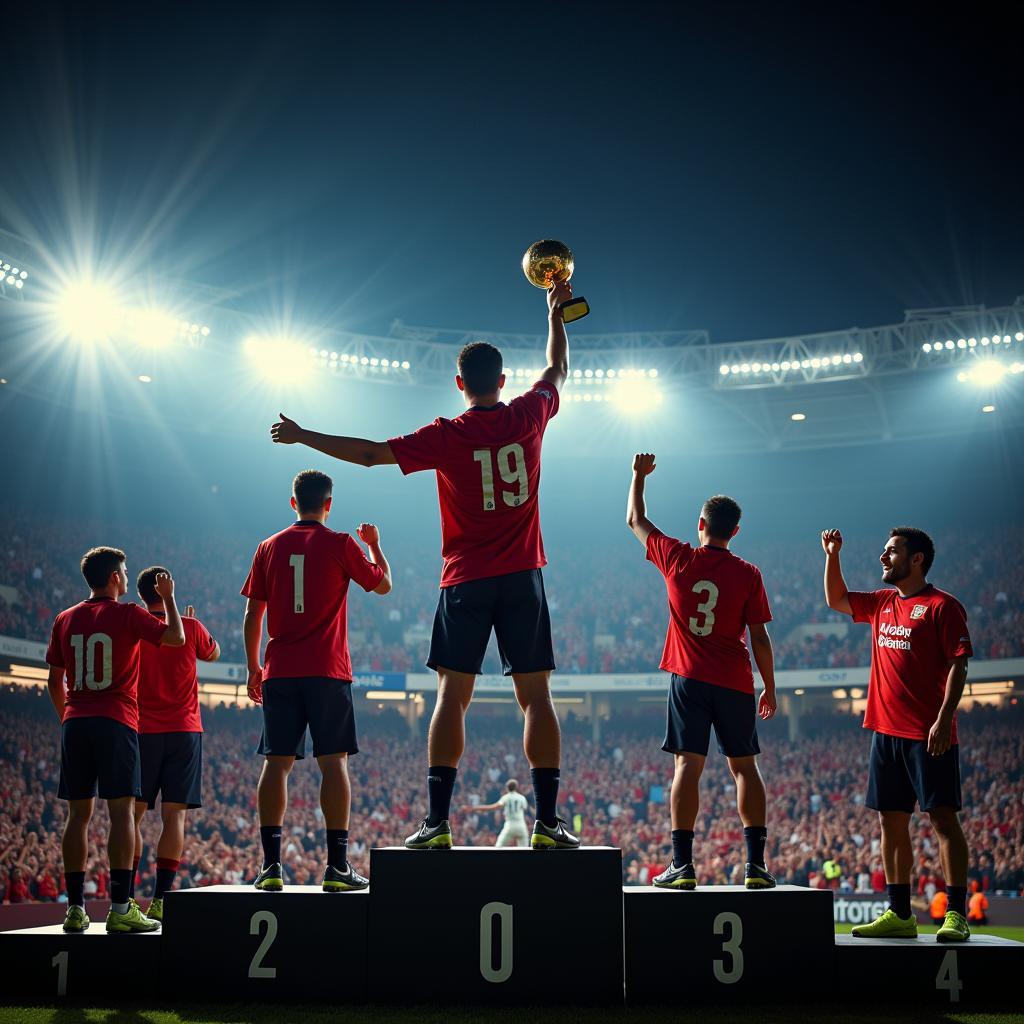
[662,675,760,758]
[866,732,962,813]
[257,677,358,760]
[427,568,555,676]
[139,732,203,808]
[58,717,141,801]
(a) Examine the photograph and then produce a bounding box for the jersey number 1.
[473,444,528,511]
[289,554,305,613]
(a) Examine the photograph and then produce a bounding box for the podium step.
[160,884,369,1001]
[368,846,624,1003]
[834,932,1023,1008]
[0,923,160,999]
[624,884,834,1003]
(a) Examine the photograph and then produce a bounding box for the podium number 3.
[713,911,743,984]
[52,951,68,996]
[249,910,278,979]
[936,950,962,1003]
[480,902,513,983]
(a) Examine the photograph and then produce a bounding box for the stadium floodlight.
[982,405,996,413]
[55,281,123,342]
[958,360,1008,387]
[244,335,312,384]
[1016,332,1024,342]
[609,375,663,416]
[790,412,806,421]
[138,374,152,383]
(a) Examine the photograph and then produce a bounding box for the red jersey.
[848,585,972,742]
[138,613,218,733]
[46,597,167,730]
[646,531,772,694]
[388,381,559,587]
[240,520,385,681]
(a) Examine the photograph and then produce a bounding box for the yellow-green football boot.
[62,905,90,932]
[653,862,697,889]
[936,910,970,943]
[851,907,918,938]
[404,819,453,850]
[146,897,164,922]
[106,898,159,933]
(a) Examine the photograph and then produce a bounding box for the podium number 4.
[936,950,962,1003]
[480,902,513,983]
[52,951,68,996]
[713,912,744,984]
[249,910,278,979]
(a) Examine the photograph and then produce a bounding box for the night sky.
[2,2,1021,342]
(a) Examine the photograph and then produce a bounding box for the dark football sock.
[744,826,768,868]
[671,829,694,868]
[887,883,912,919]
[530,767,560,828]
[426,766,458,827]
[327,829,349,869]
[154,858,179,899]
[65,871,85,908]
[260,825,283,868]
[129,856,141,899]
[947,885,967,918]
[110,868,132,910]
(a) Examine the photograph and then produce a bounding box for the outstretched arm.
[626,453,658,546]
[540,280,573,391]
[271,415,397,467]
[821,529,853,616]
[464,801,503,812]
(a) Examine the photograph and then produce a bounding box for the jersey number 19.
[473,444,528,511]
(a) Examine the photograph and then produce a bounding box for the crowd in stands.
[1,514,1022,673]
[1,686,1020,904]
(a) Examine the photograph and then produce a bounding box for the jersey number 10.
[473,444,529,511]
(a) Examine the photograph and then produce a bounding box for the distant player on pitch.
[822,526,972,942]
[132,566,221,921]
[242,470,392,892]
[269,281,578,850]
[465,779,532,847]
[46,547,185,934]
[627,454,778,890]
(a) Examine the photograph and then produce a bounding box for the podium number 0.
[249,910,278,979]
[936,950,962,1003]
[52,951,68,996]
[713,912,744,984]
[480,902,513,983]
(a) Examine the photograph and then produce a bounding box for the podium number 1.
[52,951,68,996]
[249,910,278,979]
[713,912,744,984]
[480,902,513,983]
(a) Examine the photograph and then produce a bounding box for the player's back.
[501,790,528,824]
[138,615,217,733]
[47,597,166,729]
[389,381,559,585]
[243,520,383,681]
[647,532,772,693]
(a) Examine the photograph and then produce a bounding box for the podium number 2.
[713,912,743,984]
[936,950,962,1003]
[52,951,68,996]
[480,902,513,983]
[249,910,278,979]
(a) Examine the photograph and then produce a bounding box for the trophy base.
[559,296,590,323]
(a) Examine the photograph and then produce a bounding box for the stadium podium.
[160,885,369,1002]
[833,934,1023,1009]
[623,884,834,1003]
[367,846,624,1004]
[0,924,160,999]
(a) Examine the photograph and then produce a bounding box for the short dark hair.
[701,495,742,539]
[457,341,503,396]
[137,565,169,606]
[80,547,126,590]
[293,469,333,513]
[889,526,935,575]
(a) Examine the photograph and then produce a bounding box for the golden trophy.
[521,239,590,323]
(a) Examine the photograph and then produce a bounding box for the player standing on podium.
[822,526,973,942]
[627,455,778,889]
[131,566,221,921]
[269,282,579,850]
[45,547,185,933]
[242,470,392,891]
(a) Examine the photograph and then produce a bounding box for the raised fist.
[821,529,844,555]
[154,572,175,600]
[633,453,657,477]
[357,523,380,545]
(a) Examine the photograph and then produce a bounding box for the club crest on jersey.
[910,604,927,620]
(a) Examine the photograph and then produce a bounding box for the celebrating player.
[822,526,973,941]
[627,454,778,890]
[45,547,185,933]
[269,281,578,851]
[131,566,221,921]
[242,470,391,892]
[465,779,532,847]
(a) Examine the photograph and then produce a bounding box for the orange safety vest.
[968,892,989,921]
[930,891,948,918]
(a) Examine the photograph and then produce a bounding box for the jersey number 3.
[688,580,720,637]
[473,444,528,511]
